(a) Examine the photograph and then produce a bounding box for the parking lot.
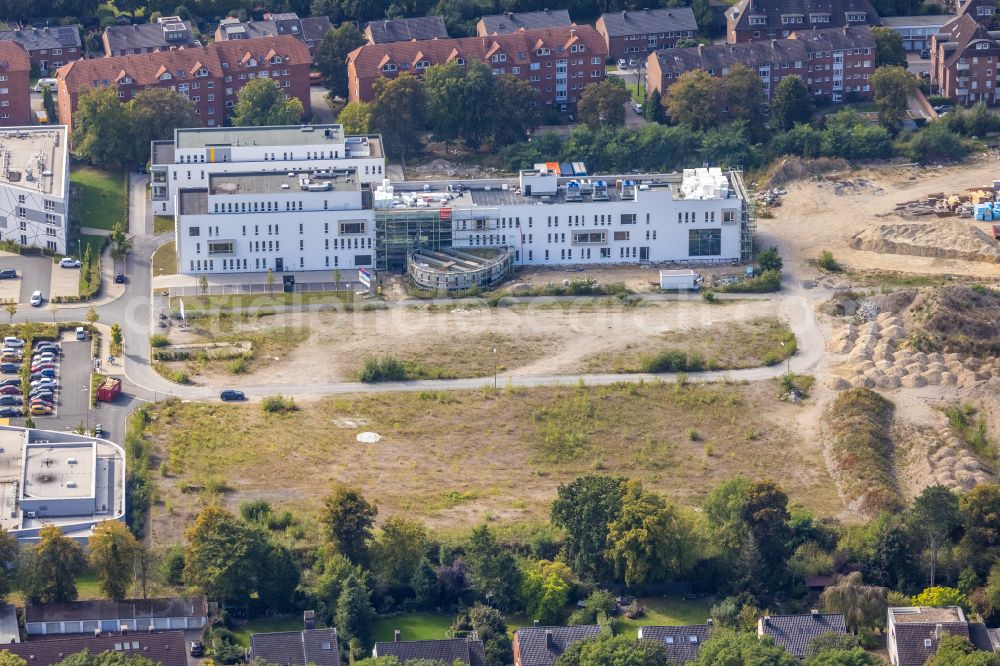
[0,333,92,429]
[0,254,53,304]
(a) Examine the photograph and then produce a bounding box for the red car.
[30,363,55,373]
[0,385,21,395]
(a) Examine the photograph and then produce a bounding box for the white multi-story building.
[0,126,69,254]
[150,124,386,216]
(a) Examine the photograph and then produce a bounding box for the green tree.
[371,517,427,591]
[410,558,439,610]
[314,552,367,620]
[451,605,512,666]
[490,75,541,146]
[370,74,426,160]
[555,634,669,666]
[913,586,971,612]
[316,22,366,98]
[909,485,962,586]
[872,26,907,68]
[3,301,14,326]
[721,64,765,127]
[322,485,377,565]
[605,481,704,585]
[126,88,199,166]
[335,573,375,645]
[742,480,792,590]
[693,629,797,666]
[109,222,132,264]
[758,246,783,272]
[871,66,917,133]
[42,85,57,124]
[20,524,86,603]
[0,651,25,666]
[520,559,573,625]
[805,648,881,666]
[805,633,860,657]
[959,483,1000,576]
[770,75,814,132]
[71,87,134,167]
[424,59,495,149]
[664,69,722,131]
[820,572,887,633]
[231,78,304,127]
[88,520,140,600]
[337,102,372,134]
[86,306,99,327]
[182,506,263,602]
[110,323,123,355]
[644,88,663,123]
[907,122,972,163]
[0,527,16,599]
[926,634,1000,666]
[577,80,630,131]
[466,524,522,611]
[551,475,627,580]
[198,274,208,295]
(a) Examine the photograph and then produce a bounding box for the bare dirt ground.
[163,298,785,386]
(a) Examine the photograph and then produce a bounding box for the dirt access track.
[761,157,1000,277]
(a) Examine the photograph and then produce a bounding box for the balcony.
[957,63,970,71]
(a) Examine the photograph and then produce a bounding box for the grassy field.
[372,613,454,643]
[154,216,175,234]
[71,167,126,231]
[144,379,837,543]
[579,318,796,373]
[231,618,306,647]
[152,241,176,277]
[171,291,354,311]
[616,596,714,633]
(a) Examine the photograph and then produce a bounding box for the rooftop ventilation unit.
[592,181,609,201]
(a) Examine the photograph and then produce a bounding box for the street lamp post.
[83,385,90,435]
[493,347,498,389]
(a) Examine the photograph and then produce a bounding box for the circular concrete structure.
[408,246,514,291]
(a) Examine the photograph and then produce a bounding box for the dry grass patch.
[144,380,839,544]
[579,318,796,373]
[909,284,1000,356]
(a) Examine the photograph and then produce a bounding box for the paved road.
[0,254,54,303]
[310,85,336,123]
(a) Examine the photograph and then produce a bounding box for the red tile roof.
[347,25,607,74]
[57,35,309,90]
[0,41,30,72]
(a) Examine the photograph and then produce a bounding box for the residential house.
[364,16,450,44]
[5,632,187,666]
[372,632,485,665]
[881,15,950,52]
[646,26,876,105]
[56,35,312,133]
[250,627,340,666]
[346,26,608,110]
[930,13,1000,105]
[637,624,712,663]
[757,612,848,659]
[102,16,200,57]
[0,42,32,126]
[512,625,601,666]
[0,25,82,74]
[478,10,573,36]
[726,0,879,43]
[888,606,999,666]
[596,8,698,61]
[216,13,333,57]
[24,598,207,636]
[956,0,999,28]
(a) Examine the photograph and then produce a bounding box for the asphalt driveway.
[0,254,54,303]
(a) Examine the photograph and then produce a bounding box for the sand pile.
[850,221,1000,264]
[898,424,994,499]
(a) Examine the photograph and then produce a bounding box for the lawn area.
[629,81,646,104]
[372,613,454,643]
[144,379,837,543]
[171,291,353,311]
[154,216,175,234]
[616,596,715,634]
[71,166,126,231]
[152,241,176,277]
[231,617,306,647]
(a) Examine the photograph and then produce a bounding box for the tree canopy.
[20,524,85,604]
[316,22,366,99]
[231,78,305,127]
[577,80,630,131]
[322,485,377,565]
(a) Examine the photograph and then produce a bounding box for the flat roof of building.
[891,607,966,623]
[23,442,94,499]
[175,125,345,149]
[178,189,207,215]
[0,126,67,196]
[152,140,175,166]
[208,169,362,196]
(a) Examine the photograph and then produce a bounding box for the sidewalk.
[92,322,124,378]
[153,268,362,291]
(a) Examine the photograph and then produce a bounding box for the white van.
[75,326,86,340]
[34,78,57,93]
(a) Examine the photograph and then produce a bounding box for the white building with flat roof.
[150,124,385,216]
[0,126,69,254]
[0,426,125,542]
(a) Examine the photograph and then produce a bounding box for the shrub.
[817,250,842,272]
[261,394,297,413]
[640,350,704,373]
[719,268,782,293]
[702,290,716,303]
[356,355,410,382]
[150,334,170,348]
[229,356,247,374]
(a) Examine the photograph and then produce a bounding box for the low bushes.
[719,269,782,293]
[942,403,996,460]
[261,394,297,414]
[817,250,842,272]
[150,334,170,348]
[356,355,409,382]
[639,350,705,373]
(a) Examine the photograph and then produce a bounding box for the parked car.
[219,389,246,401]
[29,369,56,381]
[29,389,53,401]
[59,257,81,268]
[0,269,15,279]
[919,49,930,59]
[29,403,52,416]
[309,71,324,84]
[31,363,55,373]
[114,272,126,284]
[0,386,20,396]
[30,291,42,307]
[0,407,21,418]
[632,102,643,114]
[0,363,19,374]
[0,378,21,387]
[0,396,21,406]
[617,58,628,69]
[190,642,204,658]
[29,378,55,389]
[0,350,22,360]
[3,337,23,348]
[934,104,955,113]
[628,59,638,68]
[32,354,56,364]
[75,327,87,340]
[33,78,57,92]
[94,423,103,437]
[34,342,59,353]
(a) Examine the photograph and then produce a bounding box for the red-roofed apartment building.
[55,35,311,133]
[0,41,32,126]
[346,25,608,110]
